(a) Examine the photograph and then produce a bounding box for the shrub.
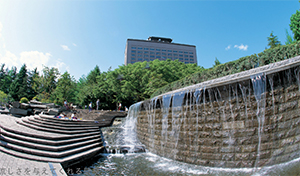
[32,96,39,101]
[20,97,29,103]
[151,41,300,98]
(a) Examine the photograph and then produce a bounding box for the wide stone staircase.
[0,114,105,168]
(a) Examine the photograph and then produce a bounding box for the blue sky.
[0,0,298,80]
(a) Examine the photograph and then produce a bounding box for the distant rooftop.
[147,36,172,43]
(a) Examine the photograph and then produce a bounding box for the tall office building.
[124,36,197,65]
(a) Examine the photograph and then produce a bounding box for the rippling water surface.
[72,102,300,176]
[74,152,300,176]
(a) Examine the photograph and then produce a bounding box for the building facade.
[124,37,197,65]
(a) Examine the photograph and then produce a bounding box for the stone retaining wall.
[134,56,300,168]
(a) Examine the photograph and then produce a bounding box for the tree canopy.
[267,31,281,48]
[290,8,300,41]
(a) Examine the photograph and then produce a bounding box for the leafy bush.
[151,41,300,98]
[0,91,8,105]
[20,97,29,103]
[32,96,39,101]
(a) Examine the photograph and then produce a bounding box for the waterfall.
[171,91,185,158]
[122,102,143,151]
[251,73,266,167]
[161,94,172,157]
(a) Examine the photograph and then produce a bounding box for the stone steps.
[17,119,99,134]
[24,116,99,131]
[0,138,102,158]
[0,135,102,152]
[32,116,94,128]
[0,124,101,140]
[38,114,113,127]
[0,127,101,146]
[0,114,106,167]
[0,145,104,167]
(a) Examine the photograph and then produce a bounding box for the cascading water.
[78,56,300,175]
[251,73,266,167]
[171,91,185,158]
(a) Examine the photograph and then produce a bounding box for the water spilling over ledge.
[130,55,300,168]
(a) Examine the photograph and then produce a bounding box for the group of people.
[65,99,129,112]
[55,112,79,121]
[85,99,100,112]
[64,100,74,110]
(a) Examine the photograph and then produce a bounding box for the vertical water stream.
[251,73,267,167]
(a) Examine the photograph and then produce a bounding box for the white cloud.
[0,22,3,38]
[0,23,69,75]
[19,51,51,72]
[225,45,231,50]
[72,43,77,47]
[61,45,70,51]
[234,44,248,51]
[0,51,20,69]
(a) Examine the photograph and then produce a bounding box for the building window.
[156,49,160,51]
[131,58,135,60]
[156,56,161,58]
[162,49,166,52]
[131,47,136,49]
[145,55,149,57]
[184,51,188,54]
[174,54,178,56]
[138,47,143,50]
[156,52,160,55]
[150,48,155,51]
[174,57,178,60]
[168,50,172,52]
[131,54,136,56]
[179,54,183,57]
[144,48,149,50]
[179,51,183,53]
[144,51,149,54]
[162,53,166,55]
[162,56,166,59]
[189,55,193,58]
[190,59,194,61]
[184,55,188,57]
[185,58,189,61]
[168,53,172,56]
[150,59,154,61]
[150,52,155,54]
[185,62,189,64]
[179,58,183,60]
[138,54,142,57]
[131,50,136,53]
[138,51,142,53]
[144,59,149,61]
[173,50,178,53]
[150,55,155,58]
[138,58,143,61]
[189,52,193,54]
[131,61,135,64]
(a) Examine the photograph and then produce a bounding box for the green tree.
[267,31,281,48]
[10,64,29,101]
[0,90,8,106]
[27,68,39,100]
[213,57,221,67]
[0,65,17,95]
[52,71,77,105]
[290,8,300,41]
[285,29,295,45]
[86,65,101,84]
[35,66,60,103]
